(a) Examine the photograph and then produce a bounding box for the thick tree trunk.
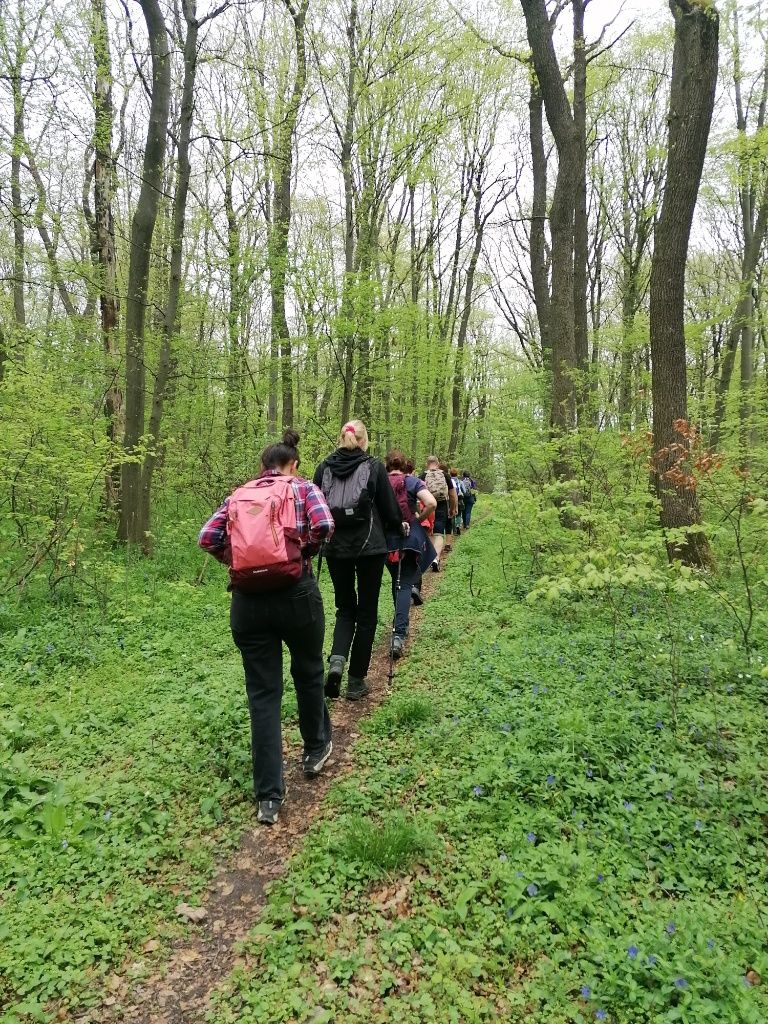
[649,0,718,565]
[118,0,170,544]
[521,0,580,443]
[139,0,199,552]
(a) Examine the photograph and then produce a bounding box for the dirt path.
[78,551,454,1024]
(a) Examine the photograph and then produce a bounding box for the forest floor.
[2,501,768,1024]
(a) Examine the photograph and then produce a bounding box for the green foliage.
[210,499,768,1024]
[334,811,439,877]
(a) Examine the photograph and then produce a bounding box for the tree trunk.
[139,0,199,553]
[11,61,27,349]
[118,0,171,544]
[91,0,122,509]
[528,76,551,374]
[268,0,309,431]
[521,0,580,444]
[649,0,718,565]
[572,0,590,420]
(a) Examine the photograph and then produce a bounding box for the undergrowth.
[210,499,768,1024]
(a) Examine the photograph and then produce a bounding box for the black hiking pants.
[326,554,386,679]
[230,576,331,802]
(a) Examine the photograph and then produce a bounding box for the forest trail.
[77,548,457,1024]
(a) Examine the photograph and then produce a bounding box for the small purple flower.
[581,984,591,998]
[500,723,512,733]
[506,907,515,918]
[674,977,688,990]
[526,883,539,897]
[623,800,634,811]
[498,853,508,862]
[103,810,112,821]
[628,945,639,960]
[586,768,594,779]
[61,839,68,849]
[515,871,525,879]
[647,954,658,966]
[472,785,486,798]
[706,939,715,951]
[532,685,540,696]
[595,1011,607,1021]
[45,643,55,653]
[665,791,673,802]
[526,831,537,844]
[596,873,605,883]
[665,843,674,851]
[695,819,703,832]
[665,922,676,935]
[546,775,556,786]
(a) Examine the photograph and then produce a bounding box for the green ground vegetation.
[209,489,768,1024]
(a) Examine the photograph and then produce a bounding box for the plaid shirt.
[198,470,335,570]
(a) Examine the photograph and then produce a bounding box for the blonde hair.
[338,419,369,450]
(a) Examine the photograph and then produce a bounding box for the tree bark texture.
[521,0,580,438]
[649,0,718,563]
[118,0,171,544]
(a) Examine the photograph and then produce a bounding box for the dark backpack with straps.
[321,459,373,528]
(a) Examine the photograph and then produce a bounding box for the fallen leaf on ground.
[174,902,208,923]
[142,939,161,953]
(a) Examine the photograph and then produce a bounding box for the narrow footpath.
[78,545,458,1024]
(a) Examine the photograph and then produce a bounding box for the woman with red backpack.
[198,430,335,827]
[385,451,437,659]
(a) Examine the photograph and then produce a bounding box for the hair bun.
[282,428,300,447]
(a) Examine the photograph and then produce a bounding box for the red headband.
[343,423,356,434]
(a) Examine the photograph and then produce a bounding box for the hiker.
[421,455,452,571]
[462,471,478,528]
[198,429,335,827]
[440,460,459,553]
[314,420,405,701]
[450,468,466,536]
[385,451,437,657]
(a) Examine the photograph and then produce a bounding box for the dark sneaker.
[325,655,345,699]
[431,560,440,573]
[411,586,424,606]
[303,741,333,777]
[257,798,282,826]
[391,634,405,659]
[346,676,370,701]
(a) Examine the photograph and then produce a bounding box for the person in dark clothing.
[385,451,437,658]
[313,420,405,701]
[462,471,477,528]
[198,430,335,827]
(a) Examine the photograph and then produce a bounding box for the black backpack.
[321,459,373,528]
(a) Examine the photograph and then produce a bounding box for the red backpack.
[226,476,302,592]
[389,472,416,525]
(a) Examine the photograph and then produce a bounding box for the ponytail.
[261,429,300,471]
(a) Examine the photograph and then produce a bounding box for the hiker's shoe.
[325,655,345,699]
[346,676,370,701]
[391,634,405,659]
[303,741,333,777]
[257,798,282,826]
[445,543,453,552]
[431,560,440,573]
[411,586,424,606]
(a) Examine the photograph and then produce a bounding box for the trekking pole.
[316,541,325,583]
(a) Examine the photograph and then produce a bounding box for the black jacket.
[314,449,401,559]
